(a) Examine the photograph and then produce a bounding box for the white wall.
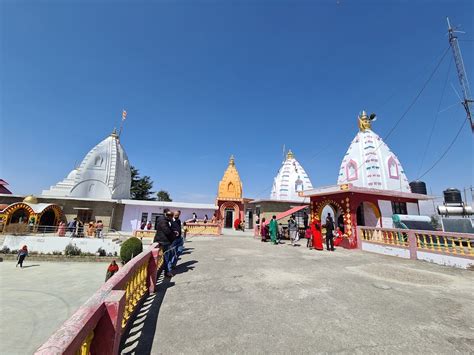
[121,205,216,232]
[378,200,393,228]
[362,242,410,259]
[2,235,121,255]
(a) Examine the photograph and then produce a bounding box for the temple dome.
[270,150,313,201]
[23,195,38,204]
[42,131,131,199]
[337,111,410,192]
[217,155,243,200]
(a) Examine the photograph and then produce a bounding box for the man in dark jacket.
[170,210,183,269]
[325,213,335,251]
[154,209,176,277]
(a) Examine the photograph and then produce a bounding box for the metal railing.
[36,243,164,354]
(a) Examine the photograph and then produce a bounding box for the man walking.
[325,213,335,251]
[154,209,177,277]
[288,215,299,246]
[269,215,278,245]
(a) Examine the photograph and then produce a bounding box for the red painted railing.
[36,243,163,355]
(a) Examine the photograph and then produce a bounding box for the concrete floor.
[129,235,474,354]
[0,261,109,355]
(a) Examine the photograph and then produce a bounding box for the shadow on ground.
[119,248,197,354]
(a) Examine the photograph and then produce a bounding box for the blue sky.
[1,0,473,203]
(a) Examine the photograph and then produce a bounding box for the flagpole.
[119,109,127,138]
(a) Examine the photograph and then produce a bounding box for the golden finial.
[286,150,295,160]
[229,155,235,166]
[358,110,376,131]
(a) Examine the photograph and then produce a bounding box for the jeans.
[326,235,334,250]
[161,244,172,273]
[170,237,184,268]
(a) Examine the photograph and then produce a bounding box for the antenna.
[447,17,474,132]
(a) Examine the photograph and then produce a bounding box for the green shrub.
[120,237,143,263]
[1,246,10,254]
[97,248,106,257]
[65,244,81,256]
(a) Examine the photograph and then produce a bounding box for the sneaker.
[165,272,175,278]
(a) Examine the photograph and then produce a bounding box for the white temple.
[42,130,132,199]
[337,111,411,192]
[270,150,313,201]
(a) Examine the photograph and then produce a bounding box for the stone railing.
[185,222,221,236]
[35,243,163,354]
[133,222,221,238]
[358,226,474,269]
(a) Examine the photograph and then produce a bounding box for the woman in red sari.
[334,227,344,247]
[310,219,324,250]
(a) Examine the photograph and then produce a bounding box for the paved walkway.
[124,235,474,354]
[0,261,109,354]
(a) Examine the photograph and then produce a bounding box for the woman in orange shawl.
[310,219,323,250]
[334,227,344,247]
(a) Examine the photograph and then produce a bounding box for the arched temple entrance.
[219,201,240,229]
[313,199,345,232]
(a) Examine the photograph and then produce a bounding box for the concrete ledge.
[362,241,410,259]
[417,251,474,269]
[0,254,116,262]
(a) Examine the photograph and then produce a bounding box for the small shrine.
[216,156,245,229]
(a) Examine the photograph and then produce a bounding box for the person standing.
[303,211,309,230]
[105,260,119,281]
[260,217,268,242]
[269,215,278,245]
[325,213,335,251]
[154,209,177,278]
[192,212,197,223]
[95,220,104,238]
[57,221,66,237]
[310,219,324,251]
[288,215,299,246]
[16,245,28,268]
[170,210,184,269]
[203,214,208,224]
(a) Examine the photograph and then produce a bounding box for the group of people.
[56,219,104,238]
[153,209,185,278]
[260,212,344,251]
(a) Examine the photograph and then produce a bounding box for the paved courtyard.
[0,261,109,354]
[125,234,474,354]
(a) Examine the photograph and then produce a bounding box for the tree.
[130,166,155,200]
[156,190,172,202]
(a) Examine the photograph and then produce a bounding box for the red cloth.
[334,230,343,247]
[107,264,119,273]
[234,219,241,229]
[310,221,323,250]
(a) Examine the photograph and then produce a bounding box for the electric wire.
[338,46,451,188]
[417,57,453,178]
[418,115,468,179]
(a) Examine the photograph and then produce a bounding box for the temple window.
[346,160,358,181]
[388,156,399,179]
[94,156,104,167]
[227,182,235,193]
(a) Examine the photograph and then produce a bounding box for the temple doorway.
[10,208,30,224]
[39,209,56,226]
[224,209,234,228]
[356,202,381,227]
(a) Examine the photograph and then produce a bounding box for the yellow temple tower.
[217,155,244,229]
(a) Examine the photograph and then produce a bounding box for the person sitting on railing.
[140,221,146,230]
[154,209,177,278]
[204,214,208,224]
[146,221,152,230]
[105,260,119,281]
[192,212,198,223]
